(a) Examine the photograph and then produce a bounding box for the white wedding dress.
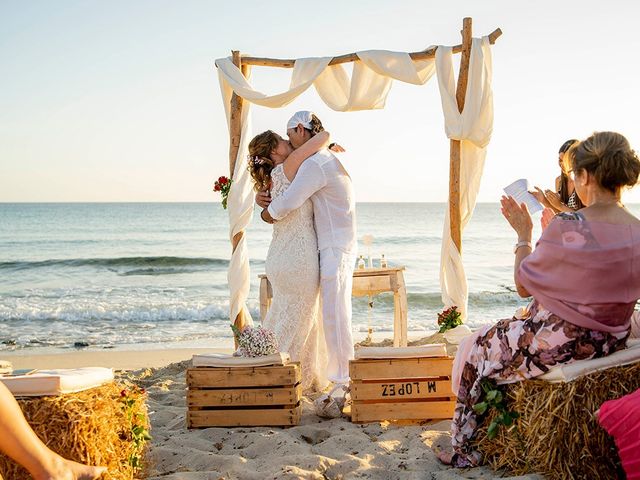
[263,164,328,392]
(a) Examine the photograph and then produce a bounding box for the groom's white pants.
[320,247,356,384]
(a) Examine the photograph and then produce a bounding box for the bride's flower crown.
[248,155,266,166]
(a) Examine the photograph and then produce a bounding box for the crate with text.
[349,356,456,423]
[186,362,302,428]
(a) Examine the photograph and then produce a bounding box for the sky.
[1,0,640,203]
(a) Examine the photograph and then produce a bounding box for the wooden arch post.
[449,17,473,254]
[228,50,249,336]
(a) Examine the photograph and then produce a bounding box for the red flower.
[218,176,228,185]
[214,183,221,192]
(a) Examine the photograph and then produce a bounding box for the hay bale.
[476,362,640,480]
[0,382,149,480]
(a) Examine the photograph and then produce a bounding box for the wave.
[353,289,520,309]
[0,256,230,272]
[0,303,235,324]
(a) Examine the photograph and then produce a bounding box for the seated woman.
[532,139,586,212]
[0,381,105,479]
[438,131,640,467]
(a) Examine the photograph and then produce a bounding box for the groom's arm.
[267,161,326,221]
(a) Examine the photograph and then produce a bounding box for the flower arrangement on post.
[214,176,232,209]
[230,324,279,357]
[437,306,463,333]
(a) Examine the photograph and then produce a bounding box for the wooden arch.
[223,18,502,332]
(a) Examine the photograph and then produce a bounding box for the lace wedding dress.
[263,164,328,392]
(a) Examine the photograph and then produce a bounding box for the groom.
[258,111,357,388]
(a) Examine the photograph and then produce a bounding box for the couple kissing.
[247,111,357,415]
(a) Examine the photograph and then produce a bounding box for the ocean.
[2,202,637,352]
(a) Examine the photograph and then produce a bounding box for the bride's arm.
[283,131,330,181]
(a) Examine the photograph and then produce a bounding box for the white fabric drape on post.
[436,37,494,320]
[215,40,492,328]
[218,67,255,326]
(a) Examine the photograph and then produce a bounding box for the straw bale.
[0,382,149,480]
[476,361,640,480]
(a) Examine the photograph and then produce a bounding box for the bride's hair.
[307,114,324,136]
[248,130,278,192]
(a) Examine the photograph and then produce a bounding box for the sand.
[122,355,541,479]
[1,346,542,479]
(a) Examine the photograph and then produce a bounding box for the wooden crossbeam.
[238,28,501,68]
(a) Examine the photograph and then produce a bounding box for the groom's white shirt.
[267,149,356,254]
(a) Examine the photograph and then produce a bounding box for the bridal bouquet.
[231,324,278,357]
[437,306,463,333]
[213,176,232,209]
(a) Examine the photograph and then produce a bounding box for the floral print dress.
[450,212,630,467]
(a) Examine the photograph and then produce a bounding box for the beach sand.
[2,346,542,479]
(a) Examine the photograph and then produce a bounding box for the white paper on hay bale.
[0,367,114,396]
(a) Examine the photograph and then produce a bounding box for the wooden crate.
[349,356,456,423]
[186,362,302,428]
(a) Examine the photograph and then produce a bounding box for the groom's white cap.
[287,111,314,130]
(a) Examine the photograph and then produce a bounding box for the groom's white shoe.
[314,383,349,419]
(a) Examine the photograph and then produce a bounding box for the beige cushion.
[192,352,290,368]
[354,344,448,359]
[535,339,640,383]
[0,367,114,396]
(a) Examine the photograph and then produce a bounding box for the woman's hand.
[329,143,346,153]
[541,207,555,231]
[530,186,552,208]
[255,190,271,208]
[544,190,564,211]
[500,195,533,241]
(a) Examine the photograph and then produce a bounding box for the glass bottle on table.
[357,255,366,269]
[380,254,388,268]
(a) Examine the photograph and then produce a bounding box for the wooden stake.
[228,50,247,336]
[229,50,243,177]
[449,17,473,254]
[239,27,501,68]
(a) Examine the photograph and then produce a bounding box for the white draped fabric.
[436,37,494,319]
[217,67,255,326]
[216,39,493,326]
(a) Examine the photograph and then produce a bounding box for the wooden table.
[258,266,408,347]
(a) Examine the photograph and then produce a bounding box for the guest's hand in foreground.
[329,143,346,153]
[500,195,533,242]
[541,207,555,231]
[256,190,271,209]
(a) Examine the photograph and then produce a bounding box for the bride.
[247,128,336,392]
